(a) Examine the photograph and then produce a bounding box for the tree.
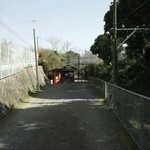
[90,34,112,64]
[38,48,63,76]
[47,37,73,53]
[81,50,102,65]
[104,0,150,70]
[61,41,72,52]
[103,0,150,94]
[47,37,62,52]
[62,50,79,66]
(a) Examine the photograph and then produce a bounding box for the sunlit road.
[0,83,138,150]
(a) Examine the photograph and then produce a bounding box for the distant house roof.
[63,65,77,71]
[50,65,77,72]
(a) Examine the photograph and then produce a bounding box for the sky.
[0,0,112,51]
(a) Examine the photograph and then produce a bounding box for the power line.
[0,20,32,47]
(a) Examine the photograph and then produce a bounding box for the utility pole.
[37,37,39,50]
[112,0,118,84]
[33,28,40,90]
[78,55,80,79]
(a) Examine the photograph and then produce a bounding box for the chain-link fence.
[0,42,35,79]
[89,77,150,150]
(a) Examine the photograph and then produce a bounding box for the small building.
[49,65,76,84]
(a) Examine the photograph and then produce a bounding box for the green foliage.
[118,59,150,96]
[90,34,112,64]
[62,50,79,66]
[38,48,63,76]
[104,0,150,70]
[84,63,111,81]
[99,0,150,96]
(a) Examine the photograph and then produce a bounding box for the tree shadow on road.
[0,83,139,150]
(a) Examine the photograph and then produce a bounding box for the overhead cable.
[0,20,32,47]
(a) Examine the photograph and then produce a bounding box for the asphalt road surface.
[0,82,138,150]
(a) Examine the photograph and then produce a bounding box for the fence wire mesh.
[0,42,35,79]
[89,77,150,150]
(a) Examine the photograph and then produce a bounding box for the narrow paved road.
[0,82,138,150]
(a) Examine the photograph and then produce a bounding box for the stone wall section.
[0,66,46,118]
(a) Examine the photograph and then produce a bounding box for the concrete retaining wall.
[0,66,46,118]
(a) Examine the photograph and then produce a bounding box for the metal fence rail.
[89,77,150,150]
[0,43,35,79]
